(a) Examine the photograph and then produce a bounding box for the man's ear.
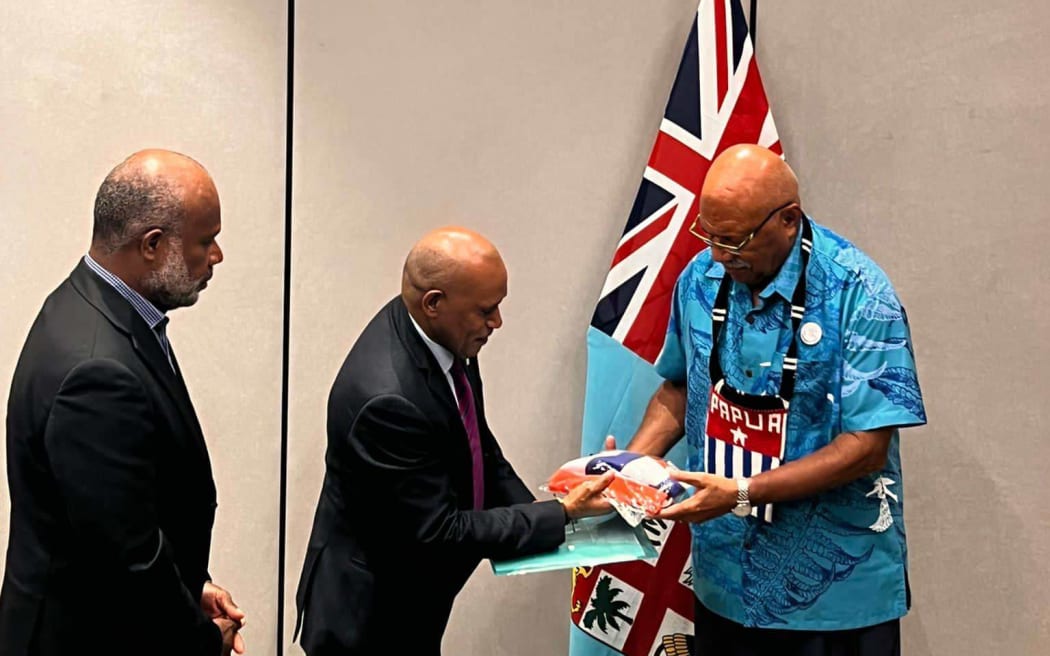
[781,204,802,228]
[421,289,444,318]
[140,228,165,264]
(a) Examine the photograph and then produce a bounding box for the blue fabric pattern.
[656,217,926,630]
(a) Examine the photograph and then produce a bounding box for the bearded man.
[0,150,245,656]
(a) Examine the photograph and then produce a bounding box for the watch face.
[731,503,752,518]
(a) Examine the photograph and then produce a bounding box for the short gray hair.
[92,164,183,254]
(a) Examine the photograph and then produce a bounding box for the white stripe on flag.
[750,451,764,477]
[758,109,780,149]
[659,118,705,157]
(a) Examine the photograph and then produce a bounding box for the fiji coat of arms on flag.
[571,1,782,655]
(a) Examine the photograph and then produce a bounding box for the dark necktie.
[450,359,485,510]
[154,317,175,373]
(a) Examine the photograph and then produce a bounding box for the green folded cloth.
[491,514,657,576]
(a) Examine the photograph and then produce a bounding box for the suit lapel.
[69,261,211,466]
[390,297,460,417]
[388,298,475,487]
[425,367,459,417]
[166,349,213,470]
[131,321,211,463]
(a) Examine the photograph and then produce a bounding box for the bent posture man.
[296,227,611,655]
[630,145,926,656]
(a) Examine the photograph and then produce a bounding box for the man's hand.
[657,470,737,524]
[202,582,246,654]
[214,617,242,656]
[561,471,615,520]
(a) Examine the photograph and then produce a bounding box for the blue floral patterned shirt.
[656,217,927,630]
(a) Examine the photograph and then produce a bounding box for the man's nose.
[488,308,503,330]
[709,244,735,263]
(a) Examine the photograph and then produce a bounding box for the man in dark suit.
[0,150,245,656]
[295,227,613,655]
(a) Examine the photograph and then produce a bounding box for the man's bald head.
[402,227,507,359]
[700,144,798,219]
[402,227,503,301]
[92,149,218,255]
[696,145,804,290]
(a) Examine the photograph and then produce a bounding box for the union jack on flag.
[572,2,782,655]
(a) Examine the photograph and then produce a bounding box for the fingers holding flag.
[657,470,737,524]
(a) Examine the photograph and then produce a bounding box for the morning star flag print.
[572,2,780,655]
[703,381,786,524]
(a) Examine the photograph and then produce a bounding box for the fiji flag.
[571,1,781,655]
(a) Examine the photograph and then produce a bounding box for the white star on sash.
[730,426,748,446]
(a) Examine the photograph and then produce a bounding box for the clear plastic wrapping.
[542,450,690,526]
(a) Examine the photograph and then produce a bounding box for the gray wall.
[2,1,1047,655]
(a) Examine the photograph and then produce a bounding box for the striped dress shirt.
[83,254,174,370]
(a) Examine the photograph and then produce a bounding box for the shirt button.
[745,370,753,378]
[746,315,755,324]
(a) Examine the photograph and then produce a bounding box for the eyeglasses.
[689,200,798,254]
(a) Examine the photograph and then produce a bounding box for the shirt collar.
[704,224,805,303]
[83,253,167,331]
[408,312,456,374]
[758,225,805,303]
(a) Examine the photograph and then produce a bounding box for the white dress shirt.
[409,313,459,405]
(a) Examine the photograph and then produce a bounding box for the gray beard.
[143,238,203,310]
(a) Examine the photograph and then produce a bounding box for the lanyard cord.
[709,216,813,404]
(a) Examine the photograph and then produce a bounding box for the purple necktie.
[451,359,485,510]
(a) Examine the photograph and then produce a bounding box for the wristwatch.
[730,478,752,517]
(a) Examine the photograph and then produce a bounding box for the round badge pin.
[800,321,822,346]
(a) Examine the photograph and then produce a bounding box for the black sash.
[709,216,813,408]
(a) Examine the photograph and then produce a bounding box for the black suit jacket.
[0,261,221,656]
[295,297,566,655]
